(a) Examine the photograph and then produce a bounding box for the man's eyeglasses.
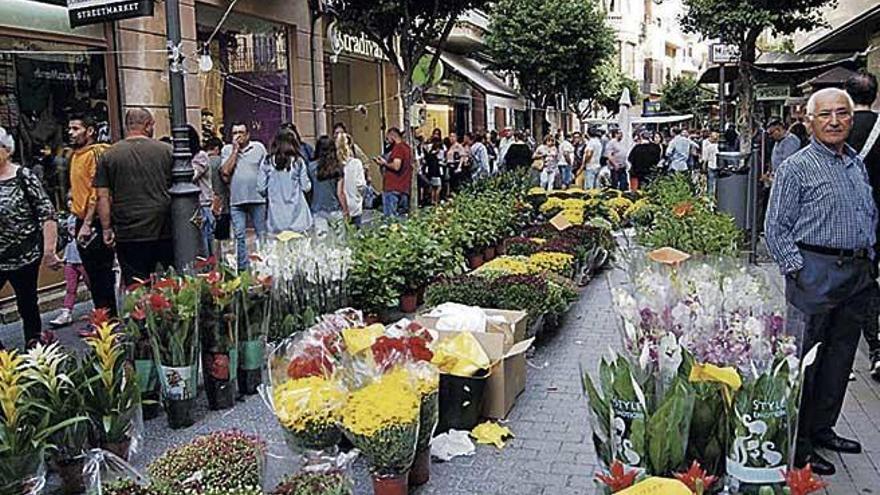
[810,109,852,121]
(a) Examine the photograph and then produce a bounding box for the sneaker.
[870,351,880,383]
[50,308,73,328]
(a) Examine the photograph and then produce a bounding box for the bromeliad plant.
[83,322,142,460]
[0,348,86,494]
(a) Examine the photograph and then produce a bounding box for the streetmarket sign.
[710,43,739,64]
[67,0,153,27]
[327,20,385,61]
[755,85,790,101]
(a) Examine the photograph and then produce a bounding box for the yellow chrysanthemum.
[529,252,574,274]
[562,208,584,225]
[624,198,650,219]
[527,187,548,196]
[606,196,634,216]
[561,198,587,210]
[529,238,547,245]
[273,376,346,432]
[538,197,566,214]
[341,369,420,437]
[475,256,539,276]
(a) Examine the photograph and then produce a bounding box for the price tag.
[549,212,572,231]
[617,478,692,495]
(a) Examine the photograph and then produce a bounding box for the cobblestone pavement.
[10,260,880,494]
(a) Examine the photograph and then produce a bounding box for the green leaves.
[646,378,694,475]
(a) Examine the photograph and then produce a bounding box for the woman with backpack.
[0,126,62,347]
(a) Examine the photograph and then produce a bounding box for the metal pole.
[165,0,202,269]
[719,63,726,134]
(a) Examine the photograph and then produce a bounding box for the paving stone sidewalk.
[11,260,879,494]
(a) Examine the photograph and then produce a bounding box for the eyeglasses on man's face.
[810,109,852,121]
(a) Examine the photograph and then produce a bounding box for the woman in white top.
[337,132,366,227]
[533,135,560,191]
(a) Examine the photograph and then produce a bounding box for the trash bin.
[438,369,489,432]
[715,152,749,230]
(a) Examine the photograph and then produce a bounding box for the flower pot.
[56,458,85,495]
[142,390,162,421]
[134,359,161,420]
[365,313,382,325]
[437,369,489,433]
[408,448,431,486]
[372,471,409,495]
[165,397,197,429]
[203,353,236,410]
[1,451,46,495]
[103,439,131,461]
[399,293,418,314]
[484,245,496,261]
[238,340,264,395]
[496,242,506,256]
[416,286,426,306]
[466,252,484,270]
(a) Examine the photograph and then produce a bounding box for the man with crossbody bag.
[845,70,880,381]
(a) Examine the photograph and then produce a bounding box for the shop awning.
[632,114,694,124]
[697,52,860,84]
[798,66,859,90]
[437,51,520,100]
[798,4,880,54]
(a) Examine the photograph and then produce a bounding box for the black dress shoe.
[795,451,836,476]
[815,433,862,454]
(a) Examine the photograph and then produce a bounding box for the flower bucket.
[408,448,431,486]
[203,351,237,410]
[55,457,85,495]
[159,364,198,429]
[238,339,265,395]
[372,471,409,495]
[134,358,161,420]
[466,252,484,270]
[0,450,46,495]
[437,369,489,433]
[399,293,418,314]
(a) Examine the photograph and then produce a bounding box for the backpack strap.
[859,113,880,161]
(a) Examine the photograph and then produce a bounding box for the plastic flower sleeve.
[82,448,150,495]
[339,366,421,476]
[0,450,46,495]
[262,331,347,455]
[271,450,358,495]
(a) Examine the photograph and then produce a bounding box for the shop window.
[197,5,291,147]
[0,36,109,210]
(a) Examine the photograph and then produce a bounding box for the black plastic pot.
[165,398,196,429]
[437,369,489,433]
[142,390,162,420]
[238,368,262,395]
[205,374,236,410]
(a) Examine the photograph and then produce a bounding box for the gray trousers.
[785,250,879,455]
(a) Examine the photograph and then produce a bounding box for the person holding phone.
[375,127,413,218]
[221,122,267,270]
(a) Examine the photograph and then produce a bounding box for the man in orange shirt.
[67,114,116,318]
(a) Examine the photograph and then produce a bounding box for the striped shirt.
[765,137,877,274]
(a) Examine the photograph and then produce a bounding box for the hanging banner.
[67,0,154,28]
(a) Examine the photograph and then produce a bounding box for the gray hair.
[806,88,854,116]
[125,107,154,132]
[0,126,14,154]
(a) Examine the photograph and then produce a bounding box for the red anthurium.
[784,465,828,495]
[153,277,179,292]
[595,461,638,493]
[209,353,230,380]
[257,274,273,289]
[194,256,217,270]
[126,279,146,293]
[204,271,222,285]
[407,336,434,362]
[674,461,717,495]
[131,304,147,321]
[148,292,172,312]
[371,336,408,370]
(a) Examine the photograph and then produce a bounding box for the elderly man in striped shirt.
[765,87,879,476]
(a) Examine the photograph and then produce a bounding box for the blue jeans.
[611,168,628,191]
[201,206,215,258]
[231,203,267,270]
[583,169,598,189]
[383,191,409,218]
[559,165,572,187]
[707,170,719,198]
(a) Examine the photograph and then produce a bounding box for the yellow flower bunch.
[85,322,124,390]
[273,376,346,432]
[624,198,650,219]
[0,350,24,427]
[586,188,603,197]
[561,198,587,210]
[527,187,548,197]
[538,197,566,214]
[606,196,634,216]
[528,252,574,274]
[529,237,547,245]
[341,369,420,437]
[382,366,438,397]
[562,208,585,225]
[475,256,538,276]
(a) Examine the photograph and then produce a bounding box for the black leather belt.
[796,242,870,259]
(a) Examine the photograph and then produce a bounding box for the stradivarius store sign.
[67,0,154,28]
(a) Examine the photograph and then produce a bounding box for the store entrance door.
[453,102,469,137]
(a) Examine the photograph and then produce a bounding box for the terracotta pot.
[466,253,484,270]
[484,245,496,261]
[372,471,409,495]
[496,242,506,256]
[103,440,131,461]
[416,285,426,306]
[408,448,431,486]
[56,458,85,495]
[399,293,418,314]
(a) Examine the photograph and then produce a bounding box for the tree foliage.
[679,0,833,150]
[592,60,642,114]
[486,0,616,106]
[660,76,711,119]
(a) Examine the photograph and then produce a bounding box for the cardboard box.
[417,307,528,348]
[430,327,534,420]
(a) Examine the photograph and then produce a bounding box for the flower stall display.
[197,260,242,410]
[122,282,161,420]
[339,367,421,495]
[83,322,143,461]
[269,453,357,495]
[237,270,272,394]
[139,273,201,428]
[147,430,266,493]
[0,348,86,495]
[264,329,347,456]
[252,234,352,341]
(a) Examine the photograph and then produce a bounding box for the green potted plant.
[1,347,86,495]
[143,273,201,429]
[122,284,161,420]
[237,270,272,394]
[83,321,143,460]
[198,263,241,410]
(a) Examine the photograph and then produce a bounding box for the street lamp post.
[165,0,202,269]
